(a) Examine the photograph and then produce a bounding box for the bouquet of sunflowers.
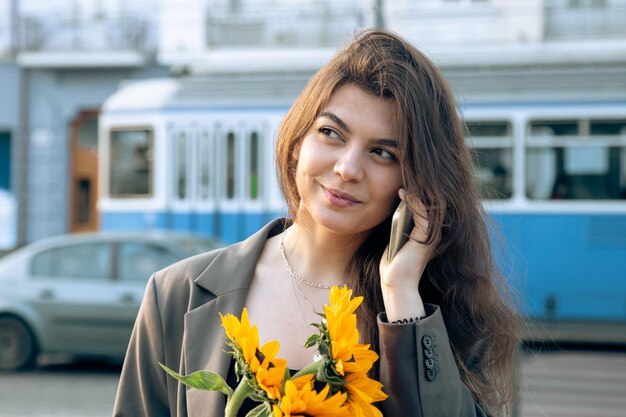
[161,286,387,417]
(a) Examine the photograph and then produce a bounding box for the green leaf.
[310,323,325,332]
[159,363,234,396]
[292,360,323,379]
[317,365,346,386]
[304,334,320,348]
[248,392,269,403]
[245,402,272,417]
[318,343,331,357]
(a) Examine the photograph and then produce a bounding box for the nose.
[334,146,364,182]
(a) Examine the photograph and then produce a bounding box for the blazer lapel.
[183,219,286,416]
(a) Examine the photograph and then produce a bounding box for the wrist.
[381,287,426,323]
[381,284,420,303]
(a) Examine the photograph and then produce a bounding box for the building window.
[442,0,490,3]
[569,0,606,8]
[0,132,11,190]
[78,115,98,151]
[465,122,513,200]
[76,178,91,224]
[109,129,153,197]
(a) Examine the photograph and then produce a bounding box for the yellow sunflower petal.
[219,312,239,341]
[260,340,281,359]
[275,377,350,417]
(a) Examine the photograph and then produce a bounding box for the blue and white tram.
[99,76,300,243]
[99,76,626,343]
[462,103,626,343]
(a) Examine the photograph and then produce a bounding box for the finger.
[401,191,428,225]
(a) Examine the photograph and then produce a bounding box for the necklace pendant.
[313,353,322,363]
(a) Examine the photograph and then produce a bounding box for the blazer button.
[422,335,433,349]
[424,347,434,358]
[426,368,437,381]
[424,357,435,369]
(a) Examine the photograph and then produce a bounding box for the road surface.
[0,349,624,417]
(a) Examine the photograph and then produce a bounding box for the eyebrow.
[318,111,398,147]
[319,112,351,134]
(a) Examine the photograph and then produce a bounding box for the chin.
[312,209,382,236]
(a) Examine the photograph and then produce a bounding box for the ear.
[291,141,301,161]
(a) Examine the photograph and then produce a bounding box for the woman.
[113,29,519,417]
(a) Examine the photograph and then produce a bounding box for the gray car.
[0,231,222,371]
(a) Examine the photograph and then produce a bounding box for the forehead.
[320,84,398,138]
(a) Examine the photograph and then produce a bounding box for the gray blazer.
[113,219,487,417]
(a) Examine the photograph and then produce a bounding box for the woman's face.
[294,84,403,236]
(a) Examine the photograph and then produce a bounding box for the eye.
[372,147,397,161]
[318,127,341,140]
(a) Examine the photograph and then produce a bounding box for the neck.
[282,215,369,288]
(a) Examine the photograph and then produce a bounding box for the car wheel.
[0,316,38,371]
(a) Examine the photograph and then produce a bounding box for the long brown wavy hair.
[275,29,520,415]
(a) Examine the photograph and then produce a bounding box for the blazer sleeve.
[113,275,171,417]
[377,304,488,417]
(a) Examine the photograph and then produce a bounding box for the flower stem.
[292,360,323,379]
[225,377,253,417]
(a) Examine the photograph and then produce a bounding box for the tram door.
[69,111,99,232]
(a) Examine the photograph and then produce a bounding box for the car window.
[117,243,179,281]
[175,238,220,255]
[31,243,112,280]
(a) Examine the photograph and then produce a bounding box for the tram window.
[530,121,578,135]
[591,120,626,135]
[175,131,187,199]
[226,132,236,199]
[467,122,509,137]
[249,132,259,200]
[465,122,513,200]
[109,129,152,197]
[198,132,211,200]
[526,120,626,200]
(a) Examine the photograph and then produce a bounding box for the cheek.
[382,190,401,212]
[376,170,402,195]
[375,175,402,208]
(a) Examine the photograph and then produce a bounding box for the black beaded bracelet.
[391,316,425,324]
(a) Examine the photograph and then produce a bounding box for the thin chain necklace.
[289,272,312,337]
[279,231,337,290]
[288,262,323,363]
[293,279,316,313]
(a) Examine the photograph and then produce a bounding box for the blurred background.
[0,0,625,416]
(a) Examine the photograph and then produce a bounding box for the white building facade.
[5,0,626,245]
[5,0,167,246]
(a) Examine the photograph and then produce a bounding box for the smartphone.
[387,200,415,261]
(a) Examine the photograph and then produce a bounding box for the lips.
[322,186,362,207]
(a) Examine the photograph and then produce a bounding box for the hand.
[380,189,440,289]
[379,189,441,320]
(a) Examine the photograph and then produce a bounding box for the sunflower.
[343,371,388,417]
[220,308,259,365]
[323,286,379,375]
[321,286,388,415]
[254,341,288,400]
[272,375,350,417]
[220,308,288,400]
